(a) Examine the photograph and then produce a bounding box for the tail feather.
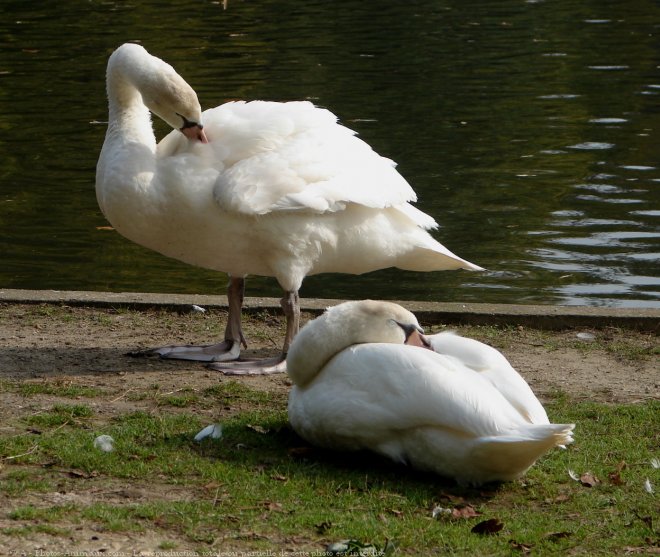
[471,423,574,481]
[396,246,485,272]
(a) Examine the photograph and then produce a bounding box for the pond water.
[1,0,659,308]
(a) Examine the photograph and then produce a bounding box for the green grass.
[1,469,53,496]
[8,504,76,522]
[0,389,657,554]
[24,403,94,428]
[14,382,105,398]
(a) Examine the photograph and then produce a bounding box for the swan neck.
[105,64,156,149]
[96,47,160,225]
[286,301,417,388]
[286,314,349,388]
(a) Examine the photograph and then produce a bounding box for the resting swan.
[287,300,574,485]
[96,43,482,374]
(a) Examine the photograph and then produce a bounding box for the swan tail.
[396,246,485,272]
[471,423,575,481]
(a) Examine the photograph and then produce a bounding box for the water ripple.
[538,93,580,99]
[574,183,625,194]
[568,142,615,150]
[620,165,656,171]
[588,65,630,70]
[575,195,644,204]
[630,210,660,217]
[589,117,627,124]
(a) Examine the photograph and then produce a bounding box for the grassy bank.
[0,303,658,554]
[0,380,658,555]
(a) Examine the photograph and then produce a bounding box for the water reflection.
[0,0,658,307]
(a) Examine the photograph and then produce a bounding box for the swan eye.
[394,321,424,341]
[176,112,203,131]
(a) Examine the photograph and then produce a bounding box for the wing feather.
[204,101,425,217]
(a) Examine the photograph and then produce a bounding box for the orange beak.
[181,124,209,143]
[404,328,432,349]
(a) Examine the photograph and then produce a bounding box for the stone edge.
[1,288,657,333]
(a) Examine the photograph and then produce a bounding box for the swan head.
[108,43,208,143]
[287,300,429,387]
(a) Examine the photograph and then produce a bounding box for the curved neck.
[286,301,417,388]
[286,302,385,387]
[96,49,160,230]
[105,63,157,150]
[286,311,350,388]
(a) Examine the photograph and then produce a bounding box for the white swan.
[96,43,482,374]
[287,300,574,485]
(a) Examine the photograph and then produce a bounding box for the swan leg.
[131,277,247,362]
[281,289,300,353]
[208,290,300,375]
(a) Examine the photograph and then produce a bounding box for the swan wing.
[289,343,528,447]
[193,101,432,222]
[427,332,550,424]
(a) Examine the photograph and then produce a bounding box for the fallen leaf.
[471,518,504,535]
[437,492,465,504]
[270,473,288,482]
[608,471,625,485]
[543,493,571,505]
[544,531,572,542]
[67,469,98,479]
[580,472,600,487]
[261,501,283,512]
[247,424,268,434]
[452,504,481,519]
[315,521,332,534]
[509,539,533,553]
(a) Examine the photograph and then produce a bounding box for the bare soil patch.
[1,302,656,404]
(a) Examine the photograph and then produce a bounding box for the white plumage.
[287,300,574,485]
[96,44,482,373]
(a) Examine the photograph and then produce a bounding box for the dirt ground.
[1,302,657,405]
[0,302,657,554]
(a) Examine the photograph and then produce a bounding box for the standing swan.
[96,43,482,374]
[287,300,574,485]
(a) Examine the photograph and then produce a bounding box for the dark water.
[1,0,659,307]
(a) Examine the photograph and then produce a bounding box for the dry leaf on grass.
[452,504,481,519]
[580,472,601,487]
[543,531,573,542]
[509,539,533,553]
[471,518,504,535]
[609,471,625,485]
